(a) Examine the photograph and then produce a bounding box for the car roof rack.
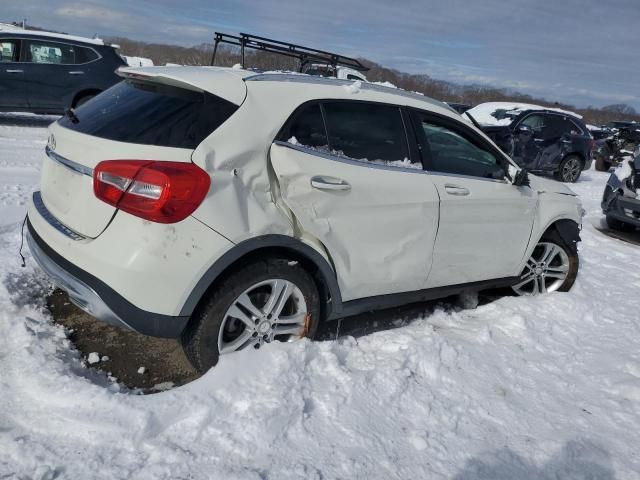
[210,32,369,75]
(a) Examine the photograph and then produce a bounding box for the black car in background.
[466,102,594,183]
[0,28,125,114]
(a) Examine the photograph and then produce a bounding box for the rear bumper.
[27,219,189,338]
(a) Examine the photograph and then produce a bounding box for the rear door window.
[58,80,239,149]
[27,41,74,64]
[0,40,18,62]
[279,103,328,149]
[322,101,415,167]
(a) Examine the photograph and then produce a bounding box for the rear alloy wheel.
[181,259,320,372]
[512,239,578,296]
[555,155,583,183]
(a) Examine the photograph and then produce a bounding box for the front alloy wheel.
[557,156,583,183]
[512,242,571,295]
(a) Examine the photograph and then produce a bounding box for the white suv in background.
[27,67,583,372]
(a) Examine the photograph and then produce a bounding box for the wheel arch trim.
[179,234,343,318]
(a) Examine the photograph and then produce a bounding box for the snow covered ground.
[1,113,640,479]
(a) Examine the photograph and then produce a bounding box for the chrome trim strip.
[32,191,87,241]
[273,141,509,183]
[273,140,428,175]
[45,146,93,177]
[246,73,450,111]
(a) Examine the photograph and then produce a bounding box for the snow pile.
[466,102,582,126]
[287,136,421,170]
[1,113,640,478]
[343,80,362,94]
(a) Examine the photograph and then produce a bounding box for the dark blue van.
[0,29,126,114]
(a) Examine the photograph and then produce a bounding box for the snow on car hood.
[466,102,582,126]
[527,174,578,196]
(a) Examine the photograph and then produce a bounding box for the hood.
[528,174,578,197]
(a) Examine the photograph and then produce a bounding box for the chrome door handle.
[6,69,23,73]
[533,138,545,143]
[310,175,351,191]
[444,184,470,196]
[68,71,85,75]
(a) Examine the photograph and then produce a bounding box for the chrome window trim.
[46,146,93,177]
[273,140,427,175]
[0,36,102,65]
[246,73,452,112]
[32,191,87,241]
[273,140,508,184]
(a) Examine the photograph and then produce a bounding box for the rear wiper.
[64,108,79,124]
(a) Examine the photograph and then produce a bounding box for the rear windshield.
[58,80,239,149]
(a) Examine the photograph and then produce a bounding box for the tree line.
[108,36,639,127]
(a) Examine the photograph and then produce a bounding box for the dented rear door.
[269,141,440,302]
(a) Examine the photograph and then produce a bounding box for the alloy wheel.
[561,157,581,182]
[512,242,570,295]
[218,279,308,354]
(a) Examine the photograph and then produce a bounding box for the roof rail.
[210,32,369,75]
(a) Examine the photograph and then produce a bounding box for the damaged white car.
[27,67,583,371]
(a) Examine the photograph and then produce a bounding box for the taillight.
[93,160,210,223]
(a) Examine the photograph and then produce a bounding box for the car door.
[269,101,440,301]
[512,113,547,169]
[410,110,537,288]
[22,39,89,111]
[0,38,27,107]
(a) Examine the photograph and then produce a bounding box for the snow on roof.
[122,56,154,67]
[466,101,582,126]
[0,24,106,46]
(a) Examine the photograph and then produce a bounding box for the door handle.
[444,184,470,196]
[533,138,545,143]
[5,69,23,73]
[68,71,85,75]
[310,175,351,191]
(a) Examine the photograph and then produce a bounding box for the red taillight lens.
[93,160,210,223]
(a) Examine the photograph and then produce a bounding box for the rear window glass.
[58,80,239,149]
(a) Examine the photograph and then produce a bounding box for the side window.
[27,41,75,64]
[417,116,504,179]
[279,103,328,149]
[519,114,546,132]
[542,115,580,140]
[322,101,414,166]
[0,40,18,62]
[74,46,98,64]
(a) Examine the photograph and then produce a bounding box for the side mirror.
[512,168,530,187]
[516,125,533,135]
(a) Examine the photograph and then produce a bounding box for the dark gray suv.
[467,103,595,183]
[0,30,126,114]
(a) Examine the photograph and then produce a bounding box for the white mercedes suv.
[27,66,583,372]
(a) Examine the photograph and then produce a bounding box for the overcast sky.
[4,0,638,110]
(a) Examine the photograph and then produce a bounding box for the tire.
[512,229,579,296]
[595,155,611,172]
[74,94,95,108]
[181,258,321,373]
[606,215,636,232]
[554,155,583,183]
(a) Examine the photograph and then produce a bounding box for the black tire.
[554,155,583,183]
[74,94,95,108]
[606,215,636,232]
[512,227,579,296]
[181,258,321,373]
[542,229,579,292]
[595,155,611,172]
